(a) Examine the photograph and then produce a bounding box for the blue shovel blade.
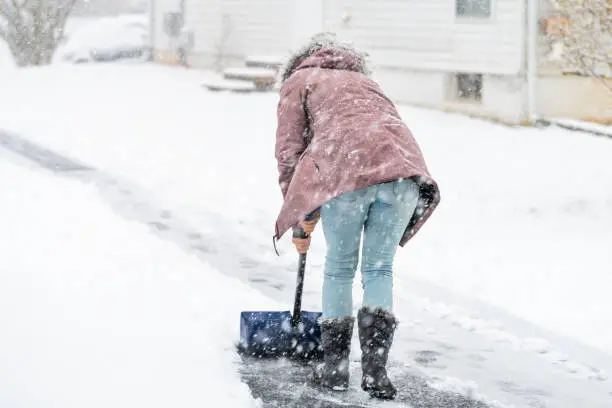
[239,311,323,360]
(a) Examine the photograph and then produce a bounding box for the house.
[149,0,611,125]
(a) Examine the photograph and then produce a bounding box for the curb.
[537,119,612,139]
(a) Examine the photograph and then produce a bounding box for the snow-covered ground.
[0,156,269,407]
[1,63,610,353]
[0,63,611,407]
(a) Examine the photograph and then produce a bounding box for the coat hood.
[279,32,371,83]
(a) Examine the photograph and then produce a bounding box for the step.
[222,67,278,90]
[201,78,258,93]
[223,67,277,82]
[245,55,285,70]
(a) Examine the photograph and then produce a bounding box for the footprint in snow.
[414,350,443,367]
[148,221,170,231]
[240,258,260,269]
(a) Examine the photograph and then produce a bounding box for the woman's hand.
[300,211,320,235]
[292,211,320,253]
[299,217,318,235]
[292,236,311,254]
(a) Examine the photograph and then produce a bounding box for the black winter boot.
[311,316,355,391]
[357,307,398,400]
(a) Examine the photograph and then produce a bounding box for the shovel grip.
[292,210,319,327]
[292,227,309,239]
[292,211,319,239]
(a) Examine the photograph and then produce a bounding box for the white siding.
[152,0,181,53]
[452,1,524,74]
[322,0,524,75]
[292,0,323,49]
[185,0,294,60]
[373,69,448,107]
[374,68,525,123]
[183,0,222,57]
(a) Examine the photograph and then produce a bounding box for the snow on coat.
[274,36,440,247]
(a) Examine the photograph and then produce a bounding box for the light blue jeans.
[320,179,419,319]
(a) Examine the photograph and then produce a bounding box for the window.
[449,73,483,102]
[456,0,492,18]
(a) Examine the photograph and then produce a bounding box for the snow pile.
[0,158,268,408]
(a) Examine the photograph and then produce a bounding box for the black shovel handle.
[291,211,318,327]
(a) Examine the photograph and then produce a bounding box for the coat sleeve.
[275,82,308,198]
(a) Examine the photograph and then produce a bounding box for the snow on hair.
[278,32,372,83]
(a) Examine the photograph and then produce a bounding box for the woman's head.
[279,32,371,83]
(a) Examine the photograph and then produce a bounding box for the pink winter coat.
[274,46,440,247]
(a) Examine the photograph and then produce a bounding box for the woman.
[273,33,440,400]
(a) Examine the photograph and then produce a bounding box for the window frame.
[455,0,495,21]
[446,72,484,104]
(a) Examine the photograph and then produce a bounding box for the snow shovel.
[238,214,323,361]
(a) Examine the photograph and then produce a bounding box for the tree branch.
[0,1,17,19]
[0,0,79,66]
[558,0,611,92]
